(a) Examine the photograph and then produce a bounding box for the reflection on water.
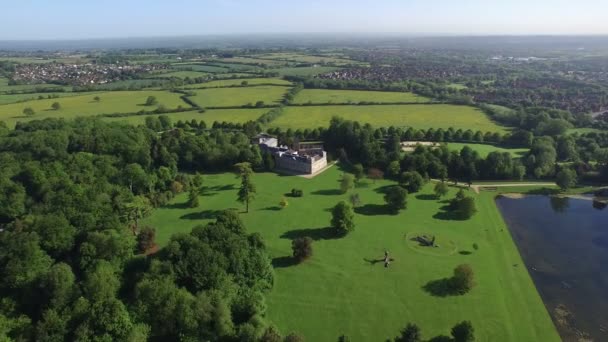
[496,195,608,342]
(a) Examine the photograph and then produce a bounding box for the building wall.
[275,151,327,174]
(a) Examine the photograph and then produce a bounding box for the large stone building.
[253,134,328,175]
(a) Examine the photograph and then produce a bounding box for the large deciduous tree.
[331,201,355,236]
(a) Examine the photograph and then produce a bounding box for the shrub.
[279,197,289,209]
[292,237,313,262]
[290,188,303,197]
[331,201,355,236]
[451,321,475,342]
[136,226,156,253]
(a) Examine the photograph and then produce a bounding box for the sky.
[2,0,608,40]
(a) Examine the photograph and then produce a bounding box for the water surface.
[496,195,608,341]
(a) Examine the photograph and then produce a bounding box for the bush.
[331,201,355,236]
[290,188,303,197]
[451,321,475,342]
[136,226,156,253]
[292,237,313,262]
[451,264,475,294]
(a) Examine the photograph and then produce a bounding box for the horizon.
[2,0,608,41]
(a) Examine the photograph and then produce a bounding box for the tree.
[51,102,61,110]
[451,321,475,342]
[188,187,200,208]
[349,193,362,207]
[456,197,477,219]
[94,96,101,102]
[353,164,364,184]
[384,186,408,214]
[124,196,152,230]
[394,323,421,342]
[434,182,449,199]
[292,237,313,262]
[367,168,384,183]
[399,171,425,193]
[331,201,355,236]
[340,174,355,194]
[136,226,156,254]
[387,160,401,178]
[23,107,35,116]
[451,264,475,294]
[556,169,577,191]
[235,162,256,213]
[284,333,305,342]
[145,96,158,106]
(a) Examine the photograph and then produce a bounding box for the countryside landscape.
[1,2,608,342]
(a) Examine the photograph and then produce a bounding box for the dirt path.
[431,179,557,194]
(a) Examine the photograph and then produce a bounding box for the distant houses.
[253,133,328,175]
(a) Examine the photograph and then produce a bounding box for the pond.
[496,195,608,341]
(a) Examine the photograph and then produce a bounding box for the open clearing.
[103,108,267,126]
[271,104,508,132]
[143,167,558,342]
[181,78,292,89]
[189,86,289,107]
[293,89,430,104]
[0,90,189,127]
[447,143,528,158]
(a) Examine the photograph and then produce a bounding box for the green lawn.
[0,90,189,127]
[271,105,508,132]
[293,89,430,104]
[446,143,528,158]
[0,77,70,93]
[142,167,559,341]
[103,108,267,126]
[181,78,292,89]
[189,86,289,107]
[0,92,96,105]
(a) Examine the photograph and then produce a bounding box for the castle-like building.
[253,134,328,175]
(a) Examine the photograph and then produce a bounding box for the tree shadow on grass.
[165,202,190,209]
[180,209,222,220]
[280,227,340,241]
[354,204,393,216]
[422,278,459,297]
[373,185,394,195]
[433,205,466,221]
[459,251,472,255]
[261,206,282,211]
[415,194,438,201]
[207,184,236,191]
[311,189,343,196]
[272,256,298,268]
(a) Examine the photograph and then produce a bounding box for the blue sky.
[2,0,607,40]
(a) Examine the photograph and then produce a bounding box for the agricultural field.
[203,62,264,72]
[271,104,508,132]
[142,70,209,79]
[293,89,430,104]
[173,63,231,73]
[189,85,289,108]
[258,52,364,65]
[0,92,94,105]
[214,57,289,67]
[181,77,292,89]
[447,143,529,158]
[142,167,559,342]
[0,77,70,93]
[103,108,267,126]
[275,66,341,76]
[0,90,189,128]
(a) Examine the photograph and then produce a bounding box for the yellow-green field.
[293,89,430,104]
[275,66,341,76]
[0,92,96,105]
[103,108,267,126]
[214,57,289,66]
[143,70,209,79]
[0,77,70,93]
[189,86,289,107]
[258,52,363,65]
[446,143,528,158]
[181,78,292,89]
[0,90,189,127]
[271,105,508,132]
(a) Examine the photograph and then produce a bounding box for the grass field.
[181,78,292,89]
[173,63,231,73]
[189,86,289,107]
[0,92,95,105]
[142,167,559,341]
[143,70,209,79]
[103,108,267,126]
[275,66,341,76]
[271,105,508,132]
[447,143,529,158]
[258,53,362,65]
[0,77,70,93]
[293,89,430,104]
[0,90,189,127]
[216,57,289,67]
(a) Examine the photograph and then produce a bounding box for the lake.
[496,195,608,342]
